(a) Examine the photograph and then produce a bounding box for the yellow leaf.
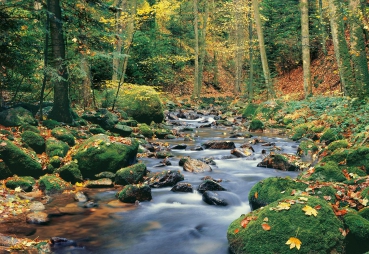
[274,202,291,211]
[302,205,318,216]
[14,186,22,193]
[286,237,302,250]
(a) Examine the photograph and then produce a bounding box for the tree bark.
[248,0,254,101]
[252,0,274,99]
[197,0,209,97]
[234,0,243,94]
[112,0,127,81]
[48,0,73,123]
[318,0,327,55]
[301,0,312,97]
[193,0,200,98]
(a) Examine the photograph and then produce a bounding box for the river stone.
[116,184,152,203]
[0,107,37,127]
[29,201,45,211]
[171,182,193,192]
[58,206,85,215]
[183,158,212,173]
[179,156,190,166]
[73,134,139,179]
[202,191,227,206]
[257,153,301,171]
[231,148,253,158]
[115,163,147,186]
[171,144,187,150]
[83,201,98,208]
[147,170,184,188]
[74,191,88,202]
[54,162,83,184]
[197,180,227,193]
[85,178,113,188]
[111,124,132,137]
[0,224,36,237]
[202,141,236,149]
[26,212,50,224]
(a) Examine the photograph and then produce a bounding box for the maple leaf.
[272,202,291,211]
[261,223,271,231]
[302,205,318,216]
[286,237,302,250]
[14,187,22,193]
[234,228,239,234]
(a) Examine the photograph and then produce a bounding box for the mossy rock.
[111,124,132,137]
[227,196,345,254]
[156,151,174,159]
[120,119,138,127]
[82,108,119,130]
[115,163,147,185]
[21,131,45,154]
[139,123,153,138]
[115,84,164,124]
[343,212,369,254]
[42,119,60,129]
[0,140,42,178]
[73,134,139,179]
[242,104,258,119]
[249,119,264,132]
[291,125,309,141]
[116,184,152,203]
[248,177,308,210]
[0,107,37,127]
[54,162,83,184]
[327,140,349,152]
[51,127,75,146]
[154,129,172,139]
[38,174,73,194]
[320,128,342,145]
[19,124,40,134]
[254,101,282,120]
[95,171,116,180]
[257,154,302,171]
[0,161,11,179]
[359,207,369,221]
[297,139,318,156]
[304,161,346,182]
[89,124,106,134]
[346,147,369,173]
[0,130,14,141]
[320,148,352,164]
[45,138,69,158]
[5,176,36,192]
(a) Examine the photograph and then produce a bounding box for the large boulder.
[72,134,139,179]
[82,108,119,130]
[115,163,147,185]
[54,162,83,184]
[51,127,75,146]
[38,174,73,194]
[115,84,164,124]
[257,154,302,171]
[227,196,345,254]
[21,131,45,154]
[0,140,42,178]
[5,176,36,192]
[116,184,152,203]
[197,180,226,193]
[45,138,69,158]
[0,107,37,127]
[202,141,236,149]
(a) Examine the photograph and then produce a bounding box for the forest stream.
[27,115,300,254]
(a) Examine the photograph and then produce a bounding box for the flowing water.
[32,117,300,254]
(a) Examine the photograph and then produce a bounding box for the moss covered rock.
[42,119,60,129]
[291,124,309,141]
[297,139,318,157]
[45,138,69,158]
[320,128,342,145]
[51,127,75,146]
[38,174,73,194]
[242,104,258,119]
[0,107,37,127]
[0,140,42,178]
[0,161,11,179]
[227,196,344,254]
[82,108,119,130]
[304,161,346,182]
[115,84,164,124]
[257,154,302,171]
[73,134,139,179]
[343,212,369,254]
[249,119,264,132]
[5,176,36,192]
[111,124,132,137]
[346,147,369,173]
[254,101,282,120]
[154,129,173,139]
[19,124,40,134]
[116,184,152,203]
[0,130,14,141]
[327,140,349,152]
[115,163,147,185]
[54,162,83,184]
[21,131,45,154]
[139,123,153,138]
[248,177,308,210]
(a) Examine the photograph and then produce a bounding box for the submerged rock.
[171,182,193,192]
[26,212,50,224]
[147,170,184,188]
[202,191,227,206]
[197,180,226,193]
[116,184,152,203]
[183,158,212,173]
[202,141,236,149]
[257,153,302,171]
[115,163,147,186]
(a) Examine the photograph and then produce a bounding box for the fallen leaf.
[234,228,239,234]
[274,202,291,211]
[254,192,258,199]
[261,223,271,231]
[314,205,322,210]
[298,197,308,201]
[339,228,349,237]
[14,186,22,193]
[263,217,269,222]
[302,205,318,216]
[286,237,302,250]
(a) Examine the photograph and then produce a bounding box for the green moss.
[359,207,369,221]
[320,128,342,144]
[242,104,258,119]
[156,151,174,159]
[5,176,35,192]
[154,129,172,139]
[254,102,282,120]
[51,127,75,146]
[45,138,69,158]
[346,147,369,173]
[139,123,153,138]
[344,213,369,254]
[120,119,138,127]
[249,119,264,131]
[327,140,349,152]
[321,148,352,164]
[228,196,344,254]
[308,161,346,182]
[89,125,106,134]
[111,124,132,137]
[0,162,11,179]
[297,140,318,156]
[21,131,45,154]
[42,119,60,129]
[291,125,309,141]
[19,124,40,134]
[38,174,73,194]
[0,139,42,178]
[311,186,337,204]
[0,130,14,141]
[248,177,308,210]
[116,184,152,203]
[54,162,83,184]
[115,163,147,185]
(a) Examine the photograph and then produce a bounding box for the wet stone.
[26,212,50,224]
[29,201,45,211]
[74,191,88,202]
[171,182,193,193]
[85,178,113,188]
[197,180,227,193]
[202,191,228,206]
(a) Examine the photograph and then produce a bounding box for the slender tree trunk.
[328,0,353,95]
[252,0,274,99]
[301,0,312,97]
[48,0,73,123]
[112,0,127,81]
[80,55,91,109]
[318,0,327,55]
[193,0,200,98]
[40,0,50,121]
[234,0,243,94]
[348,0,369,97]
[197,0,209,97]
[248,0,254,101]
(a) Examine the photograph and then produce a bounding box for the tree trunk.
[48,0,73,123]
[197,0,209,97]
[248,0,254,101]
[328,0,353,95]
[318,0,327,55]
[234,0,243,94]
[301,0,312,97]
[193,0,200,98]
[80,55,91,109]
[252,0,274,99]
[112,0,127,81]
[348,0,369,97]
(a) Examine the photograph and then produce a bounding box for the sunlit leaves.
[271,202,291,211]
[302,205,318,217]
[286,237,302,250]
